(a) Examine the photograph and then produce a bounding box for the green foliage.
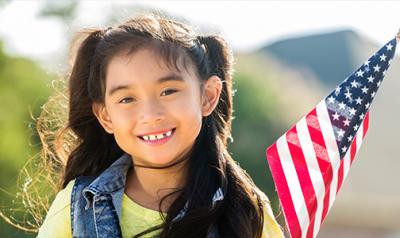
[0,39,53,237]
[228,58,289,220]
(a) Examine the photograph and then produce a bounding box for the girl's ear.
[92,102,114,134]
[201,75,223,117]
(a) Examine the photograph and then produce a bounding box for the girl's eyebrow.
[107,73,185,97]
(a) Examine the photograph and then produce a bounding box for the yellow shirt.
[36,180,284,238]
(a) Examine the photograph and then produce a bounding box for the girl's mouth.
[137,128,176,146]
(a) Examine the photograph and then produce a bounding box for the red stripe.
[285,127,317,238]
[350,133,357,165]
[321,186,331,222]
[266,142,302,238]
[306,218,315,238]
[306,108,333,223]
[336,158,344,194]
[363,112,370,138]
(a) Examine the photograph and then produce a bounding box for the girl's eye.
[119,89,178,104]
[119,97,134,104]
[161,89,178,96]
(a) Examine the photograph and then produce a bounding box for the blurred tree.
[0,39,53,237]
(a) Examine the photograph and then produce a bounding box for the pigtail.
[196,35,235,147]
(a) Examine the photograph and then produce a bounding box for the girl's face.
[93,48,222,167]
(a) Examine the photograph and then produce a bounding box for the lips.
[137,128,176,146]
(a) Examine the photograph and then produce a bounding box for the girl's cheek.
[176,89,199,108]
[109,107,135,124]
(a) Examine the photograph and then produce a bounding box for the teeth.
[141,129,173,141]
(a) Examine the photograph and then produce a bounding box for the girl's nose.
[138,99,166,125]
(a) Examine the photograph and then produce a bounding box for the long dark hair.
[10,14,271,237]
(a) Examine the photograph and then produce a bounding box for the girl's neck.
[124,159,189,212]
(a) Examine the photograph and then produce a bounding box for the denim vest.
[70,153,223,238]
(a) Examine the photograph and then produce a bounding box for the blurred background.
[0,0,399,237]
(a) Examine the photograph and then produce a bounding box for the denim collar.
[83,153,132,197]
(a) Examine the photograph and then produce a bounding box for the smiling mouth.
[137,128,176,143]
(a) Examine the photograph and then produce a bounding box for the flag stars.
[367,75,374,83]
[349,107,356,116]
[364,60,370,66]
[371,91,376,98]
[373,64,381,72]
[345,90,352,99]
[356,69,364,77]
[338,129,345,138]
[338,102,346,110]
[380,54,387,61]
[377,80,382,87]
[335,86,341,95]
[355,97,362,105]
[353,124,359,131]
[344,87,352,100]
[350,80,359,88]
[327,96,335,104]
[383,70,387,76]
[359,113,365,120]
[341,146,348,153]
[361,86,369,94]
[347,135,353,142]
[365,102,370,109]
[332,112,340,120]
[386,43,393,51]
[348,97,354,104]
[343,118,350,126]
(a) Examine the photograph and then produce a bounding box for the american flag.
[266,36,398,238]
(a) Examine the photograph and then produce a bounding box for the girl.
[35,14,284,238]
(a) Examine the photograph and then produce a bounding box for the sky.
[0,0,400,66]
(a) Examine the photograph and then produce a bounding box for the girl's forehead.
[106,48,199,85]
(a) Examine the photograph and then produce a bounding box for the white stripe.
[342,147,351,184]
[276,134,310,238]
[296,117,325,238]
[315,101,341,214]
[355,120,364,153]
